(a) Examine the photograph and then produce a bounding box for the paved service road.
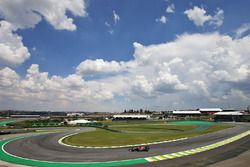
[3,123,250,162]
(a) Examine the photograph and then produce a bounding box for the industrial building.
[168,108,249,122]
[199,108,222,115]
[214,111,243,121]
[170,108,222,116]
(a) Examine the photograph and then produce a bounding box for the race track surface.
[3,123,250,162]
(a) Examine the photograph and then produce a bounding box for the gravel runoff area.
[0,123,249,167]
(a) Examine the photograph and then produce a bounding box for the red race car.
[128,146,150,152]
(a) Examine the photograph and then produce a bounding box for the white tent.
[68,119,93,125]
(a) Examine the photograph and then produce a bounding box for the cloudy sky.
[0,0,250,112]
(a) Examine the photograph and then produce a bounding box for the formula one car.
[128,146,150,152]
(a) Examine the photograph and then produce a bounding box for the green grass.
[200,124,234,133]
[169,120,215,125]
[110,124,197,132]
[62,122,233,147]
[100,120,166,126]
[8,119,62,128]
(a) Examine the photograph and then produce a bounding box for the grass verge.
[62,123,233,147]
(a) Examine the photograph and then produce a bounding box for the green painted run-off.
[0,120,16,125]
[0,135,147,167]
[169,121,216,132]
[169,121,215,125]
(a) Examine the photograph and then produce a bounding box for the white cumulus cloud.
[184,6,224,27]
[0,21,30,66]
[156,16,168,24]
[0,0,87,30]
[1,32,250,111]
[166,4,175,13]
[184,6,212,26]
[130,33,250,103]
[76,59,125,76]
[0,64,114,111]
[0,0,87,66]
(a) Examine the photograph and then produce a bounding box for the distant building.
[199,108,222,115]
[68,119,94,125]
[214,111,243,122]
[67,113,84,117]
[172,110,201,116]
[112,115,151,120]
[214,111,243,116]
[10,115,40,118]
[170,108,223,116]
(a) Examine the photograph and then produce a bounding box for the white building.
[214,111,243,121]
[199,108,222,114]
[113,115,151,120]
[172,110,201,115]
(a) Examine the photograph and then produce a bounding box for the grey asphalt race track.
[129,132,250,167]
[4,123,250,162]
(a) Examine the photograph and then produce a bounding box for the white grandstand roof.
[113,115,150,118]
[199,108,222,112]
[214,112,243,115]
[173,111,201,114]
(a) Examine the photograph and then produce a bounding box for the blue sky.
[0,0,250,111]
